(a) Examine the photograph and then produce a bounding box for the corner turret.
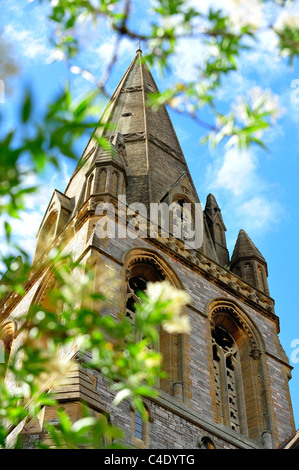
[230,229,269,295]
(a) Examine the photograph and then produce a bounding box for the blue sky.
[0,0,298,431]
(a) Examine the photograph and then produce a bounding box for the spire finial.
[136,38,142,53]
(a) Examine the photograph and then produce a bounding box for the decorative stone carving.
[181,185,190,194]
[123,132,145,142]
[148,133,184,162]
[250,348,262,360]
[121,85,142,93]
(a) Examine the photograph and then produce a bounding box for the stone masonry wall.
[1,214,295,449]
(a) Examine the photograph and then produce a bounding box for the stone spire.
[204,194,229,267]
[64,49,200,212]
[33,52,221,264]
[230,229,269,295]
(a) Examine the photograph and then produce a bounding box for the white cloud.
[95,38,116,66]
[94,36,136,68]
[210,147,259,197]
[170,37,206,82]
[3,24,50,60]
[204,144,284,237]
[236,196,282,234]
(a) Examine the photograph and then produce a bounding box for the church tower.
[0,50,295,449]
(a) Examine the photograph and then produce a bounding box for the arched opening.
[209,299,270,440]
[85,173,94,200]
[34,211,58,263]
[199,436,216,449]
[126,262,164,322]
[111,170,119,196]
[257,264,267,293]
[134,409,144,440]
[215,223,224,246]
[244,262,255,287]
[131,403,152,448]
[98,168,107,193]
[171,195,195,242]
[124,249,188,401]
[212,324,245,433]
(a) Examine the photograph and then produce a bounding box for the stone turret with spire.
[204,193,229,267]
[230,229,269,295]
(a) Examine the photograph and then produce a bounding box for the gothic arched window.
[212,324,244,433]
[125,251,189,402]
[171,197,194,242]
[215,223,224,246]
[111,170,119,196]
[209,300,271,441]
[131,404,152,448]
[257,264,267,293]
[199,436,216,449]
[126,262,163,323]
[98,168,107,193]
[244,262,255,287]
[134,410,144,440]
[34,210,58,263]
[85,173,94,200]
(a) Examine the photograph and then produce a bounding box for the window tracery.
[209,299,271,440]
[124,250,188,401]
[126,275,147,322]
[131,404,152,448]
[212,325,241,432]
[171,197,194,241]
[134,410,144,440]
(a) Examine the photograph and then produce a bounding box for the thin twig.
[168,105,218,133]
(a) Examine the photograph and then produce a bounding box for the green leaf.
[251,137,269,152]
[21,91,32,123]
[242,121,269,134]
[4,221,12,242]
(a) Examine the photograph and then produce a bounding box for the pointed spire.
[64,50,199,211]
[204,193,229,267]
[231,229,266,266]
[205,194,225,224]
[230,229,269,295]
[136,38,142,53]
